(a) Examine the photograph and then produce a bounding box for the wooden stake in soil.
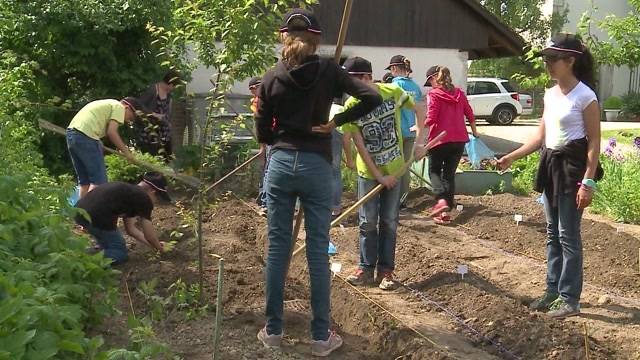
[584,322,590,360]
[212,255,225,360]
[124,277,136,319]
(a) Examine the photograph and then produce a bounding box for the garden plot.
[98,192,640,359]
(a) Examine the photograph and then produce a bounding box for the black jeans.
[428,142,465,207]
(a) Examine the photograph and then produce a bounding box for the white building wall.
[544,0,633,98]
[187,45,469,97]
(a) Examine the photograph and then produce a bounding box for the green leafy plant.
[603,96,623,110]
[105,153,167,183]
[136,279,172,322]
[169,279,209,320]
[510,152,540,195]
[592,153,640,224]
[621,92,640,116]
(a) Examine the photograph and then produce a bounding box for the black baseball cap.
[343,57,373,75]
[279,8,322,34]
[382,72,394,83]
[121,97,150,117]
[248,76,262,89]
[424,65,440,86]
[385,55,409,70]
[142,172,172,202]
[540,33,585,56]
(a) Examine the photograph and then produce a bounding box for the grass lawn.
[601,128,640,145]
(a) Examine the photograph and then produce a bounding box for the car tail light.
[510,93,520,101]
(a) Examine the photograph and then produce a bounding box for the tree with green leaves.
[579,0,640,67]
[470,0,566,93]
[0,0,175,174]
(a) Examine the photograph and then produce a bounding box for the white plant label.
[456,264,469,279]
[514,214,523,224]
[616,225,624,233]
[456,205,464,212]
[330,262,342,274]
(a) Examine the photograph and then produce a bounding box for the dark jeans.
[358,176,401,273]
[331,130,343,212]
[428,142,465,207]
[66,128,107,185]
[265,149,332,341]
[84,224,128,265]
[258,146,272,207]
[400,137,415,205]
[543,190,584,305]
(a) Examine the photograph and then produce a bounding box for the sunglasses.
[543,54,570,63]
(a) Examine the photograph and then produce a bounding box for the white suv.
[466,78,523,125]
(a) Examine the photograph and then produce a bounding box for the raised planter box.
[454,170,513,195]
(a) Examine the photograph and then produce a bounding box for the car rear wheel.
[492,105,516,125]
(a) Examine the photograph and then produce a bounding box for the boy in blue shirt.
[385,55,425,207]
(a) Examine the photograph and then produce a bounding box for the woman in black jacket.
[255,8,381,357]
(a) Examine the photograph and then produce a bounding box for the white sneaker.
[311,331,343,357]
[257,327,282,348]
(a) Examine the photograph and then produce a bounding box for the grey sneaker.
[257,327,283,348]
[346,268,374,286]
[548,298,580,319]
[311,331,343,357]
[529,292,559,312]
[378,272,398,291]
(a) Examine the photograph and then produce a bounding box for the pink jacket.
[425,87,475,147]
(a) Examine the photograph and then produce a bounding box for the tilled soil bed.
[96,190,640,359]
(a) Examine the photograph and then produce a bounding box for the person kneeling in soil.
[75,172,171,265]
[340,57,425,290]
[497,34,601,319]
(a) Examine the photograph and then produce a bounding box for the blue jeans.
[543,190,584,305]
[66,128,107,185]
[331,130,343,212]
[258,146,272,207]
[85,224,128,265]
[357,176,401,273]
[265,149,332,341]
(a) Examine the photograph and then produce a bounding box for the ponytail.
[279,18,320,68]
[573,48,596,91]
[435,66,454,91]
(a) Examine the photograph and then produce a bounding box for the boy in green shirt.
[66,97,143,198]
[341,57,422,290]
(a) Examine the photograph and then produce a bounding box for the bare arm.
[138,218,163,251]
[342,132,355,169]
[582,101,601,179]
[106,120,132,158]
[413,100,426,144]
[124,217,153,248]
[351,130,396,189]
[498,120,545,169]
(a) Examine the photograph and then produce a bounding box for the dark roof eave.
[461,0,526,57]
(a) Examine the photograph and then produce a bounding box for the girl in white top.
[498,33,600,319]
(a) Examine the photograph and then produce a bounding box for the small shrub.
[510,152,540,195]
[621,92,640,116]
[105,153,167,183]
[592,148,640,224]
[603,96,623,110]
